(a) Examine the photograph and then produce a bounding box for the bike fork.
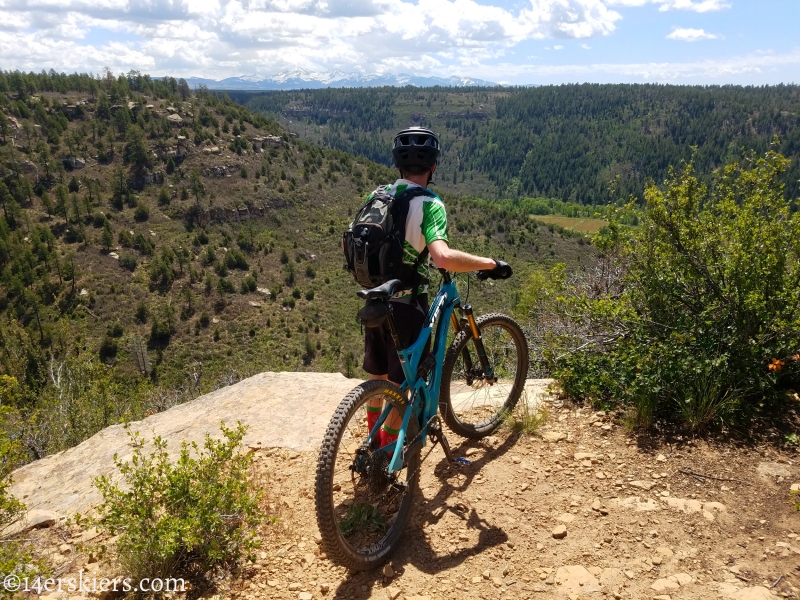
[462,304,496,382]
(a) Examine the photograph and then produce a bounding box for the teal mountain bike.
[314,269,529,570]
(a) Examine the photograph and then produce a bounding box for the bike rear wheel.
[315,380,420,571]
[440,313,529,439]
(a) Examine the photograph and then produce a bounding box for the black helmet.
[392,127,440,170]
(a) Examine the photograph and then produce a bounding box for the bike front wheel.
[315,380,420,571]
[440,313,529,439]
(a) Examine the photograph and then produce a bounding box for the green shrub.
[98,337,118,362]
[133,232,155,255]
[134,201,149,222]
[119,254,137,272]
[108,322,124,338]
[0,398,44,583]
[92,422,262,581]
[547,150,800,431]
[92,212,107,228]
[149,319,171,346]
[135,301,149,324]
[217,277,235,294]
[240,275,257,294]
[194,229,209,245]
[225,248,249,270]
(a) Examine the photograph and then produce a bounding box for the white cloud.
[471,48,800,82]
[607,0,729,11]
[0,0,625,77]
[554,44,564,49]
[666,27,719,41]
[581,43,591,48]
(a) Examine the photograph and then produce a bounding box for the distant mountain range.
[184,70,498,90]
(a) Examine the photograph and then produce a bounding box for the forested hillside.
[0,70,592,463]
[240,84,800,203]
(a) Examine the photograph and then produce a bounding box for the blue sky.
[0,0,797,84]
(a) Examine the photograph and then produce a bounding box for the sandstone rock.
[319,582,330,594]
[552,524,567,539]
[574,452,594,460]
[657,454,666,462]
[7,373,364,519]
[652,596,672,600]
[298,593,312,600]
[673,573,692,585]
[615,496,660,512]
[557,513,576,523]
[288,582,301,591]
[685,499,703,513]
[9,374,556,522]
[757,462,794,478]
[628,480,655,491]
[553,565,601,595]
[651,578,680,592]
[542,431,567,443]
[4,508,59,535]
[382,564,394,578]
[385,587,401,600]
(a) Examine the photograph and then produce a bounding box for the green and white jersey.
[365,179,449,301]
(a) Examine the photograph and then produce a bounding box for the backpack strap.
[391,187,437,307]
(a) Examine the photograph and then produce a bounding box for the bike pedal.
[453,457,471,466]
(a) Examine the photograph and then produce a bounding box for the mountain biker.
[364,126,512,451]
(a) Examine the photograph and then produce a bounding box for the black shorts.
[363,299,430,385]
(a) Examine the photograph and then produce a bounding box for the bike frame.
[367,274,463,474]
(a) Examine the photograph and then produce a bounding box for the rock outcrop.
[7,372,361,524]
[7,372,553,530]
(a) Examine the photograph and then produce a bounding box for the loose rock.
[552,524,568,539]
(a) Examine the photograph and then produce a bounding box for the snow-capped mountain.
[183,70,498,90]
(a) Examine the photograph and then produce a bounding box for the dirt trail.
[243,401,800,600]
[22,395,800,600]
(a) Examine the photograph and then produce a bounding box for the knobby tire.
[315,380,420,571]
[439,313,529,439]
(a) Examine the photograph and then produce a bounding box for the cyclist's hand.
[476,259,512,280]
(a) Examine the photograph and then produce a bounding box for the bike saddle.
[357,279,402,300]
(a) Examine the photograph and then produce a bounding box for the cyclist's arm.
[428,240,496,273]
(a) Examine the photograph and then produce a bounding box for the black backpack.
[343,186,435,293]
